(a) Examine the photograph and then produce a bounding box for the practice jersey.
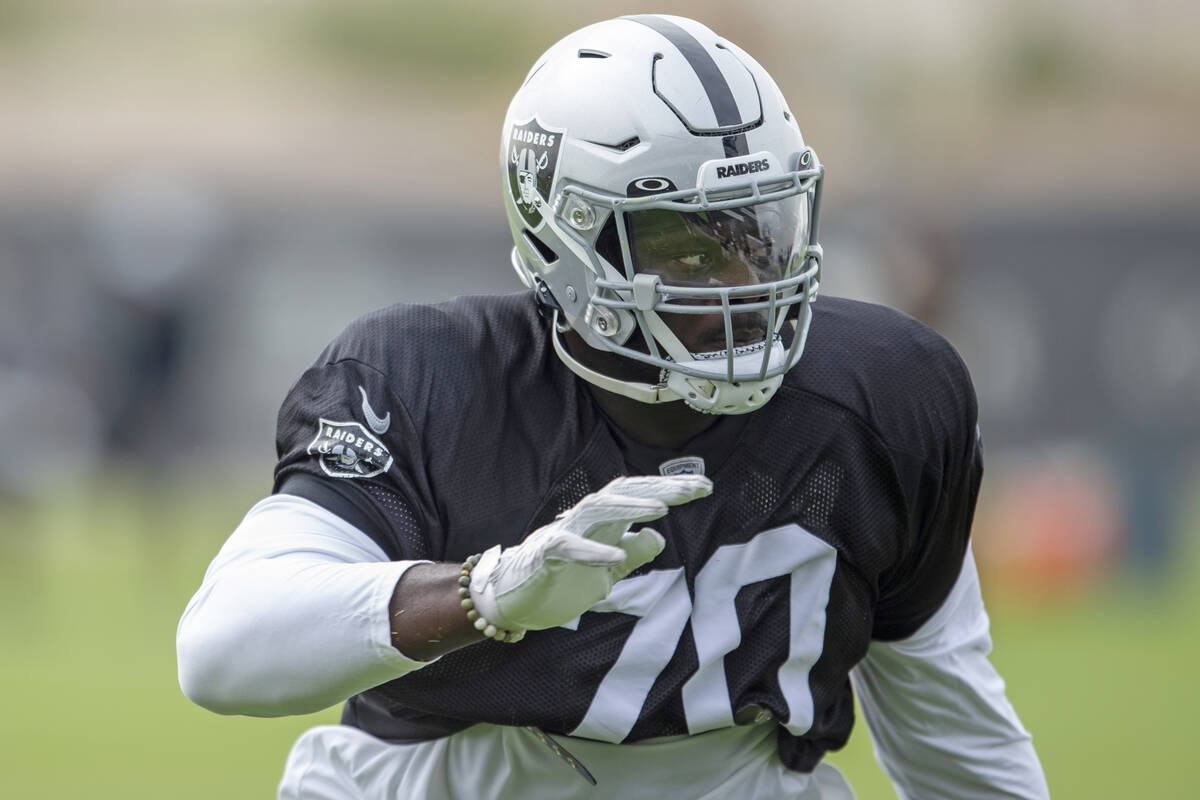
[271,292,981,773]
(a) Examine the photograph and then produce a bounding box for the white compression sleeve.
[849,546,1049,799]
[177,494,435,717]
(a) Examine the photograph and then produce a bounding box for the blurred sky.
[1,0,1198,590]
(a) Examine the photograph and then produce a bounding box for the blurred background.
[0,0,1196,796]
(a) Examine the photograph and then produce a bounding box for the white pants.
[279,723,856,800]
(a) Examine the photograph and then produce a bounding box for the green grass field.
[1,484,1195,798]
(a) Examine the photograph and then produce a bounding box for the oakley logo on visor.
[627,177,678,197]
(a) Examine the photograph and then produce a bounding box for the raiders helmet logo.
[507,117,565,228]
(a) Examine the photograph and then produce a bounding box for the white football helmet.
[501,15,824,415]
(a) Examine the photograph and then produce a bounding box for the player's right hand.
[468,475,712,633]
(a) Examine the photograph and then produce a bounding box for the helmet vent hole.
[581,136,641,153]
[578,49,611,59]
[523,231,558,265]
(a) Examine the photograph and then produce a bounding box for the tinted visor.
[626,195,807,288]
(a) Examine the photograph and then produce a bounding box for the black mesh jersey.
[272,291,982,773]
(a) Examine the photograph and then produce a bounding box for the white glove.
[469,475,712,634]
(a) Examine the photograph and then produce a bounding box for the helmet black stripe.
[625,15,750,157]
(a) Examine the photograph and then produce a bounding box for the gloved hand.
[469,475,712,634]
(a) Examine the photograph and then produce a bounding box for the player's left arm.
[857,334,1048,798]
[850,545,1050,799]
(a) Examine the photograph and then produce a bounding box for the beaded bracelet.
[459,553,525,643]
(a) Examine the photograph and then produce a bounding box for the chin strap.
[550,313,681,405]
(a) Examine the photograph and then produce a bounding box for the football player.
[178,15,1049,799]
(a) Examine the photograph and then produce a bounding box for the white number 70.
[565,523,838,742]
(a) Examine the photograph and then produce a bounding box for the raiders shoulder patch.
[307,418,393,479]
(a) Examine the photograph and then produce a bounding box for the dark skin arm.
[388,563,487,660]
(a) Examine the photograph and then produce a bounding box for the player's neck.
[564,331,720,450]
